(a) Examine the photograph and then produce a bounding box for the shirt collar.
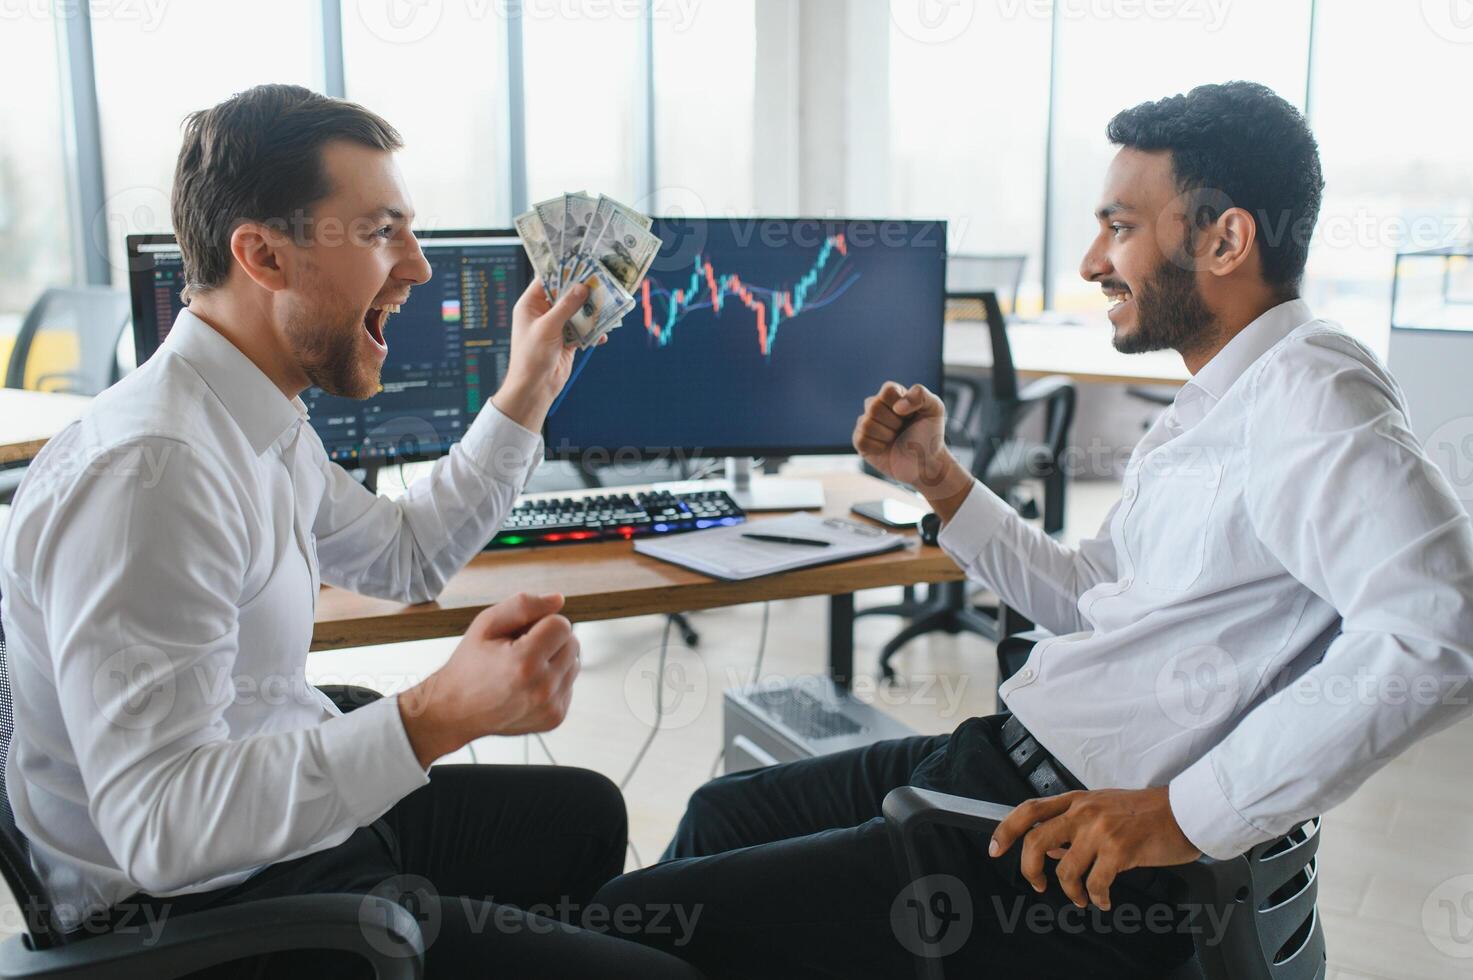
[163,308,309,456]
[1171,298,1314,429]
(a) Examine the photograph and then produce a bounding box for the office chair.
[858,292,1077,681]
[885,635,1327,980]
[2,287,132,506]
[0,584,427,978]
[4,287,130,394]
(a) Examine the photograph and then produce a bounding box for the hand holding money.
[515,192,662,350]
[491,278,590,433]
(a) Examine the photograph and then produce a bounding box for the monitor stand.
[722,457,825,512]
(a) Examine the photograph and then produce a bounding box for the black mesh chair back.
[0,584,65,948]
[1165,818,1327,980]
[5,287,131,394]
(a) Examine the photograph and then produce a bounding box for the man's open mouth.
[364,303,400,350]
[1103,287,1132,317]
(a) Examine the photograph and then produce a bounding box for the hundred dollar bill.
[562,260,634,349]
[572,194,653,285]
[513,209,559,302]
[586,202,662,295]
[531,195,566,294]
[558,192,597,294]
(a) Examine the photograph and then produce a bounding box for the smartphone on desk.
[850,499,930,529]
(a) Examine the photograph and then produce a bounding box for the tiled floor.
[3,479,1472,977]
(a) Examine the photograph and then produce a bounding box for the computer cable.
[620,614,676,790]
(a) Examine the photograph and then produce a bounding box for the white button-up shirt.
[939,299,1473,860]
[0,309,541,928]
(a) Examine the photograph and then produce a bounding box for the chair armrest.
[1016,374,1073,405]
[884,787,1015,979]
[884,786,1015,837]
[1125,385,1175,407]
[0,894,424,980]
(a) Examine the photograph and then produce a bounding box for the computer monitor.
[542,217,946,461]
[127,229,531,467]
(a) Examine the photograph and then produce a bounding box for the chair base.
[864,581,1001,681]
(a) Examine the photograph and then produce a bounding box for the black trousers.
[590,715,1195,980]
[113,765,704,979]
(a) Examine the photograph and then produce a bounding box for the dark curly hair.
[1107,81,1323,296]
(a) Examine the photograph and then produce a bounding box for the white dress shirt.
[0,309,542,929]
[939,299,1473,860]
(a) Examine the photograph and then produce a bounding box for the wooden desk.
[313,471,965,686]
[945,320,1190,387]
[0,390,92,466]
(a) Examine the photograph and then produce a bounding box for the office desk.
[0,390,91,466]
[945,320,1189,387]
[313,471,965,686]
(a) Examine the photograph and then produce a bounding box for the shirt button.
[1123,487,1137,501]
[1020,667,1036,681]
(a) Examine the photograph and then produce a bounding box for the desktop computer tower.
[722,676,918,773]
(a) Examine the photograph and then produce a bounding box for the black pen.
[741,533,831,548]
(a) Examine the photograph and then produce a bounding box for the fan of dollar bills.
[515,192,662,350]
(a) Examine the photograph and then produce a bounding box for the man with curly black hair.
[592,81,1473,980]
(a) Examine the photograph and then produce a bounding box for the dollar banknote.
[513,209,558,302]
[514,190,662,350]
[585,200,661,295]
[562,261,635,349]
[558,192,597,293]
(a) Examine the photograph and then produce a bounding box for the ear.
[227,220,292,292]
[1203,206,1257,279]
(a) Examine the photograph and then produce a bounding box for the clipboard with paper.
[633,513,907,581]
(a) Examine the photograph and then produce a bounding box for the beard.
[1112,249,1215,356]
[283,270,382,400]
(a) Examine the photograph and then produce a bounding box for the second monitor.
[543,217,947,463]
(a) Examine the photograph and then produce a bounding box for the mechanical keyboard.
[485,489,746,549]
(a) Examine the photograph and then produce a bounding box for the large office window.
[652,1,756,216]
[887,0,1051,311]
[522,9,643,205]
[343,3,510,231]
[1046,0,1312,313]
[89,0,322,271]
[0,14,73,321]
[1303,3,1473,352]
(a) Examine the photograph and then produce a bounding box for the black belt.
[1001,714,1085,798]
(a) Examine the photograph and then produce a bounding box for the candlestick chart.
[543,218,946,456]
[639,233,857,357]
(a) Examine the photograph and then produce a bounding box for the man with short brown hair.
[0,84,699,978]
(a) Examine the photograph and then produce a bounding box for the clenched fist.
[399,592,582,767]
[852,382,974,520]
